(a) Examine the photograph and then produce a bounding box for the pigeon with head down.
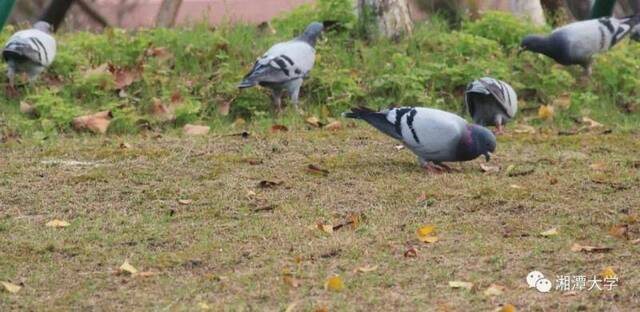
[519,15,640,77]
[465,77,517,134]
[343,106,496,173]
[239,22,323,112]
[3,21,56,87]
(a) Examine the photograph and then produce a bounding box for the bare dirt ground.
[1,125,639,310]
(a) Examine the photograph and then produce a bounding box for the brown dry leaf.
[150,98,175,121]
[145,46,174,60]
[317,223,334,234]
[1,281,21,294]
[631,238,640,244]
[257,180,283,189]
[82,63,110,78]
[178,199,193,205]
[448,281,473,290]
[554,94,571,109]
[110,64,142,90]
[135,271,157,278]
[119,260,138,275]
[19,101,35,115]
[306,164,329,176]
[484,284,505,296]
[355,265,378,273]
[305,116,322,128]
[283,274,302,288]
[538,105,555,120]
[570,243,612,253]
[540,228,559,237]
[589,161,608,171]
[582,117,604,129]
[324,120,342,131]
[314,308,329,312]
[271,124,289,133]
[119,142,131,149]
[599,266,617,279]
[608,224,628,239]
[183,124,210,135]
[324,275,344,292]
[232,118,246,128]
[46,219,70,228]
[72,111,112,134]
[404,247,418,258]
[480,163,500,173]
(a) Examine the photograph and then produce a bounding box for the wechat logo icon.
[527,271,552,293]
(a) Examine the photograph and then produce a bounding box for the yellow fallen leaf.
[355,265,378,273]
[608,224,628,239]
[325,275,344,292]
[198,302,211,310]
[448,281,473,290]
[317,223,333,234]
[46,219,70,228]
[305,116,321,128]
[183,124,210,135]
[497,304,517,312]
[582,117,604,129]
[484,284,505,296]
[119,260,138,275]
[538,105,555,120]
[599,266,617,279]
[418,235,439,243]
[570,243,612,253]
[1,281,21,294]
[540,228,558,237]
[417,225,435,237]
[324,120,342,131]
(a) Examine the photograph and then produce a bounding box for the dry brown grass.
[1,126,639,311]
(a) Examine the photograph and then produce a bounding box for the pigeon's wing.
[389,107,466,160]
[476,78,517,118]
[3,29,56,66]
[243,41,315,84]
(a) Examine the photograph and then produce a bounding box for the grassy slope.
[0,126,639,310]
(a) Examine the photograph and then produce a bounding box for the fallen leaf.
[257,180,283,189]
[513,124,536,134]
[538,105,555,120]
[232,118,246,128]
[119,142,131,149]
[19,101,35,115]
[317,223,333,234]
[497,304,517,312]
[631,238,640,244]
[540,228,559,237]
[554,94,571,109]
[589,161,608,171]
[271,124,289,133]
[46,219,70,228]
[198,302,212,310]
[355,265,378,273]
[608,224,628,239]
[72,111,112,134]
[283,274,302,288]
[448,281,473,290]
[582,117,604,129]
[324,120,342,131]
[404,247,418,258]
[150,98,174,121]
[145,46,173,60]
[562,291,579,297]
[394,145,405,151]
[480,163,500,173]
[416,225,435,237]
[1,281,21,294]
[314,308,329,312]
[119,260,138,275]
[82,63,110,79]
[324,275,344,292]
[599,266,617,279]
[418,235,439,243]
[306,164,329,176]
[305,116,322,128]
[183,124,210,135]
[484,284,505,296]
[570,243,612,253]
[178,199,193,205]
[111,65,142,90]
[509,184,524,189]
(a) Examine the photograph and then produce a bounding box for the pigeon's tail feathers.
[2,38,38,63]
[342,107,402,141]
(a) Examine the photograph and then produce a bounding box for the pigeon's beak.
[484,152,492,162]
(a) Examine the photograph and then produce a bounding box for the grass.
[1,123,639,310]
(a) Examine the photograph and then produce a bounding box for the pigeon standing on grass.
[464,77,517,134]
[342,107,496,173]
[3,21,56,87]
[238,22,323,112]
[519,15,640,77]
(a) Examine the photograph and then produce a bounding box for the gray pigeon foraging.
[464,77,517,134]
[343,107,496,173]
[3,21,57,87]
[519,15,640,77]
[239,22,323,112]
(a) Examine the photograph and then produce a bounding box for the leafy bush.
[463,11,549,49]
